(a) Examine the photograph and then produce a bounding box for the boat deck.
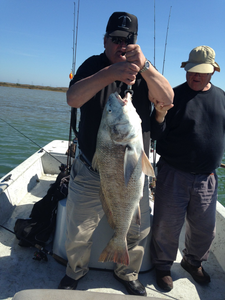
[1,174,225,300]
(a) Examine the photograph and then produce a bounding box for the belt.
[190,172,214,176]
[79,153,97,173]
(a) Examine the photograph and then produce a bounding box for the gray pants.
[65,155,151,281]
[151,158,217,270]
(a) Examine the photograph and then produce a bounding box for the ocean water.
[0,86,70,178]
[0,86,225,206]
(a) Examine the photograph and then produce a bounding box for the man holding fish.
[58,11,173,296]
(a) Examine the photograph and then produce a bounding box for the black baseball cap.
[106,12,138,39]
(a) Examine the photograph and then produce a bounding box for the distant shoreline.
[0,82,68,93]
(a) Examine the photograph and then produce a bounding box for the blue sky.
[1,0,224,90]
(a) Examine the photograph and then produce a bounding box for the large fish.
[92,92,155,265]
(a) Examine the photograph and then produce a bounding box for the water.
[0,86,225,207]
[0,86,70,177]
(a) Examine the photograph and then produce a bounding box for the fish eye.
[107,103,112,113]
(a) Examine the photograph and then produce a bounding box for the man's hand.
[125,44,146,71]
[109,61,139,86]
[150,97,174,123]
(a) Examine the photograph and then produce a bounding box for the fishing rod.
[70,0,80,77]
[74,0,80,75]
[153,0,156,68]
[0,224,67,265]
[0,117,65,166]
[67,1,81,171]
[162,6,172,75]
[71,2,76,76]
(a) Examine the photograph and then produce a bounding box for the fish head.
[104,92,141,126]
[104,92,126,125]
[101,92,142,144]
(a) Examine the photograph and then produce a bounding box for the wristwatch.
[139,59,151,73]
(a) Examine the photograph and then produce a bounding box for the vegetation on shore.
[0,82,68,93]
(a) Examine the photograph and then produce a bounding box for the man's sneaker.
[155,269,173,292]
[181,258,210,284]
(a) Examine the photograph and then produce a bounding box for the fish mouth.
[114,92,126,106]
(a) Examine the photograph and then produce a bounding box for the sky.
[0,0,225,90]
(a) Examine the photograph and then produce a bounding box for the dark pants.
[150,158,217,270]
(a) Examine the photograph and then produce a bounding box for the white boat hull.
[1,140,225,300]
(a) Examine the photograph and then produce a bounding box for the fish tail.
[98,237,129,266]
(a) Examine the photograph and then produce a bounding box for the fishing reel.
[33,250,48,262]
[59,164,67,173]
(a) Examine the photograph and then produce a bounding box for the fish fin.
[99,235,129,266]
[142,150,155,177]
[92,152,99,171]
[124,146,138,186]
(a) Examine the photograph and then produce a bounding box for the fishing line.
[0,117,64,165]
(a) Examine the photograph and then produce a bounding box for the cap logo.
[118,15,131,30]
